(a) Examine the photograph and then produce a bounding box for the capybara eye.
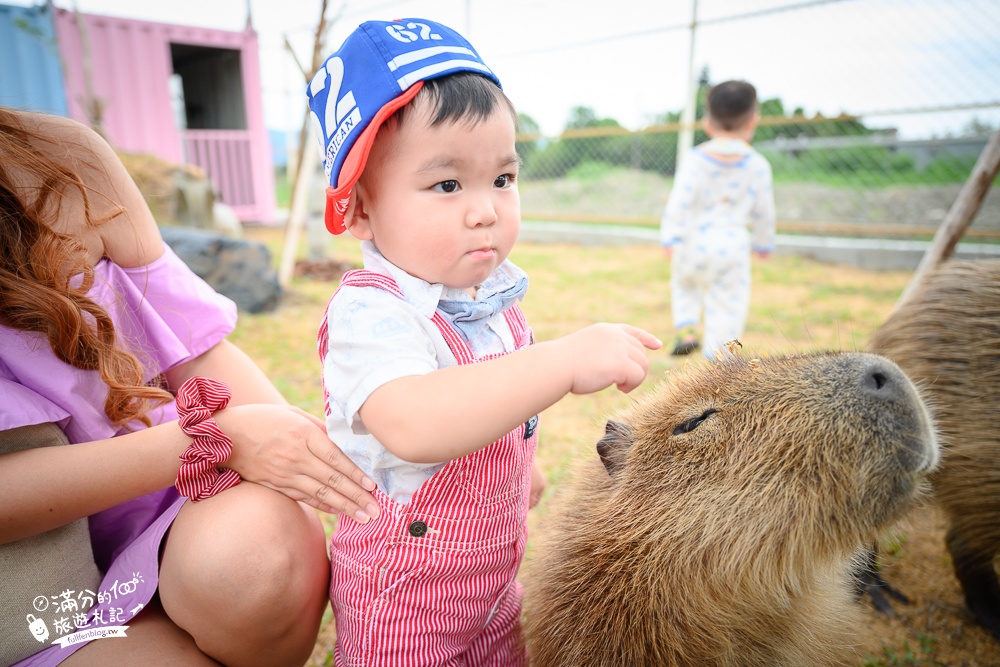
[672,408,718,436]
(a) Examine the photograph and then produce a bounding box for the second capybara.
[524,352,938,667]
[868,258,1000,640]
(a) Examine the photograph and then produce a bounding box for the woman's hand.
[215,404,379,523]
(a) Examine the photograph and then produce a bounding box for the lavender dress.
[0,245,237,665]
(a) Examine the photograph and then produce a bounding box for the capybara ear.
[597,420,633,476]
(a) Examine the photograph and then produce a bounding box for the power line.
[341,0,408,18]
[499,0,855,59]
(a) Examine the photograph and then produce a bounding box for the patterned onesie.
[660,140,776,359]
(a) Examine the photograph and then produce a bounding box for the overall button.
[408,521,428,538]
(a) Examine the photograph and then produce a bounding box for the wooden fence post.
[894,130,1000,314]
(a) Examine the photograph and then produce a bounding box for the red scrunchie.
[175,376,241,501]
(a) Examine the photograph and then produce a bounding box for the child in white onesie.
[660,80,776,360]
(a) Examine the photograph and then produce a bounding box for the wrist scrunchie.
[175,376,241,501]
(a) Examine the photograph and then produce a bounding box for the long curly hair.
[0,108,171,428]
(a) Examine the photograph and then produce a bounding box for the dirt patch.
[294,258,358,282]
[855,505,1000,666]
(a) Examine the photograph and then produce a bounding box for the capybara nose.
[858,358,909,403]
[857,355,939,472]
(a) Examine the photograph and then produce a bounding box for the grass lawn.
[234,228,1000,666]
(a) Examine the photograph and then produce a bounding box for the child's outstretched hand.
[561,323,662,395]
[360,323,660,465]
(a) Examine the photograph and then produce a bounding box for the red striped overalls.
[318,269,537,667]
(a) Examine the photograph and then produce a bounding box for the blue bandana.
[437,275,528,343]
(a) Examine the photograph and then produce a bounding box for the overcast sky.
[11,0,1000,138]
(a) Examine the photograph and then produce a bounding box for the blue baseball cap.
[307,18,501,235]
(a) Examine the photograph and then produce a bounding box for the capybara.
[524,352,938,667]
[868,258,1000,640]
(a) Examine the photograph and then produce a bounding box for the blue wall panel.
[0,2,67,115]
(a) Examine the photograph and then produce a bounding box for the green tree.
[523,106,629,179]
[516,112,541,166]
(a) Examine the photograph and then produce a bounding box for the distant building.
[0,1,276,224]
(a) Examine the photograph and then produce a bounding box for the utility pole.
[677,0,699,168]
[278,0,343,287]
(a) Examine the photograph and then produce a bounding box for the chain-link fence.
[508,0,1000,239]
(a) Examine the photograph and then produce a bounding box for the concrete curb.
[518,220,1000,271]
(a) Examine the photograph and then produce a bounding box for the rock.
[212,201,243,238]
[160,226,281,313]
[172,168,215,230]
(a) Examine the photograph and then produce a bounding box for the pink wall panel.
[52,9,276,223]
[54,10,179,160]
[237,29,276,222]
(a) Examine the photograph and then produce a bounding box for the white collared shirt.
[322,241,528,503]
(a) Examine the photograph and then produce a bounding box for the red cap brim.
[324,80,425,235]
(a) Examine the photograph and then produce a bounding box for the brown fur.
[868,259,1000,639]
[525,352,937,666]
